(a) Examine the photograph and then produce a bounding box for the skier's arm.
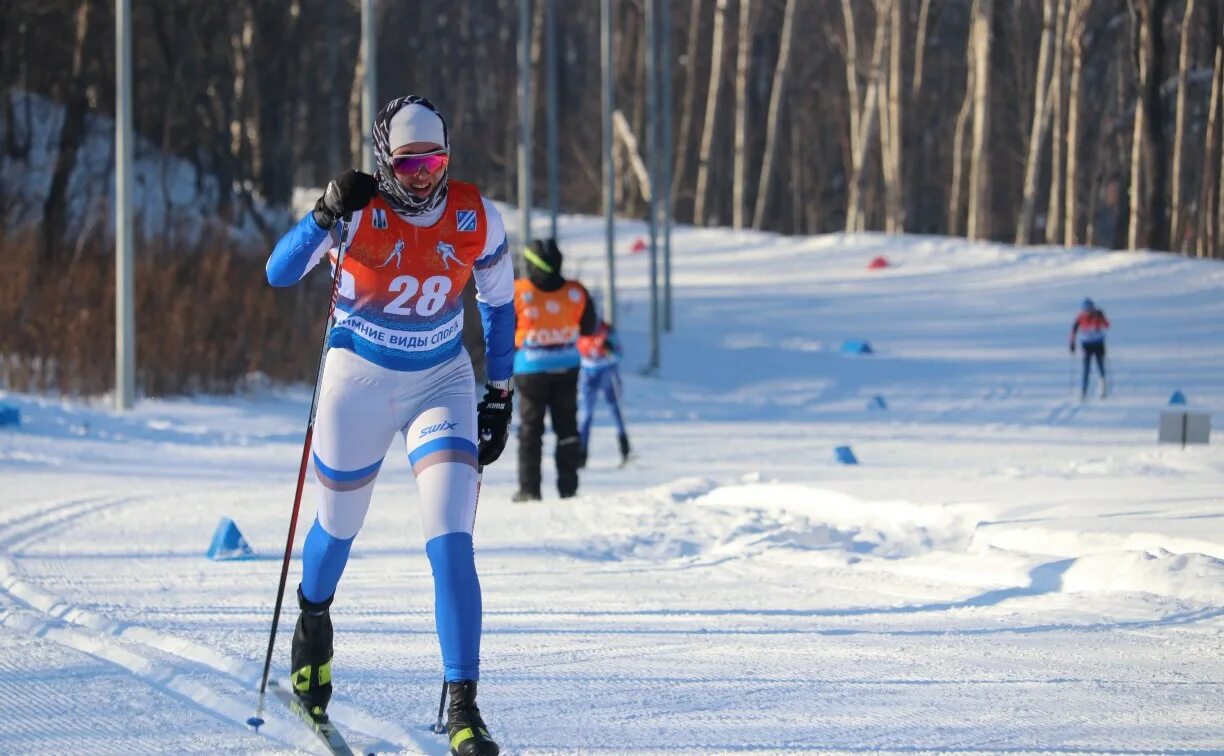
[1069,316,1080,345]
[266,170,377,287]
[265,214,337,287]
[578,287,598,336]
[473,199,516,383]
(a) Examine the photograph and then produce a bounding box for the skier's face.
[390,141,448,198]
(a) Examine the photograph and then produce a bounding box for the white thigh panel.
[311,348,406,539]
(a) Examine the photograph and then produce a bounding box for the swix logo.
[371,209,388,229]
[525,326,579,346]
[418,420,458,438]
[436,241,465,269]
[377,238,404,268]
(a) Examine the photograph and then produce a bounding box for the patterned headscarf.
[371,95,450,217]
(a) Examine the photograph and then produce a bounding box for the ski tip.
[245,715,265,729]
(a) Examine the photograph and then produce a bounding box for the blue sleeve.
[266,213,333,287]
[478,300,516,382]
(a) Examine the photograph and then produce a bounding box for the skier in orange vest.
[511,238,597,501]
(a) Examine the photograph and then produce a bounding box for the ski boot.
[291,586,334,722]
[447,680,499,756]
[511,489,541,503]
[618,433,631,467]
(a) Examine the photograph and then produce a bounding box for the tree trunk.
[841,0,861,167]
[694,0,730,226]
[349,36,365,168]
[912,0,933,94]
[732,0,753,229]
[612,109,653,203]
[883,0,903,233]
[1199,42,1221,258]
[1046,0,1068,243]
[1064,0,1090,247]
[671,0,704,211]
[1170,0,1197,251]
[752,0,797,229]
[846,1,888,233]
[1016,0,1057,245]
[1127,0,1169,250]
[967,0,994,241]
[948,62,975,236]
[41,0,95,261]
[1217,17,1224,258]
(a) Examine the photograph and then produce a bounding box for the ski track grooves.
[0,495,441,755]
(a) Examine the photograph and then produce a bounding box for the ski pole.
[248,219,350,730]
[1068,349,1076,397]
[432,464,485,735]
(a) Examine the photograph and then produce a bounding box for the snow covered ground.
[2,218,1224,754]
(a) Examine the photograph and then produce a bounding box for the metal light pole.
[360,0,377,173]
[600,0,617,325]
[114,0,135,411]
[645,0,660,372]
[518,0,534,263]
[545,0,559,242]
[659,0,674,332]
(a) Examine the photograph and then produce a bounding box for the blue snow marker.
[835,445,859,465]
[1169,390,1187,405]
[867,395,888,410]
[841,340,873,355]
[0,404,19,427]
[206,517,255,561]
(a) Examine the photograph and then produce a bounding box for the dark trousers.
[1081,341,1106,394]
[516,369,582,497]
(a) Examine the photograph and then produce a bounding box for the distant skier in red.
[1070,298,1110,399]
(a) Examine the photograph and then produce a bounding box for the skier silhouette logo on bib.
[377,238,404,269]
[436,241,465,270]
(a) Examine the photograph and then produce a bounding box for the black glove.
[1069,343,1076,354]
[313,170,378,229]
[477,383,513,467]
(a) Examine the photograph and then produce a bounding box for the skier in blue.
[266,96,512,755]
[577,320,631,467]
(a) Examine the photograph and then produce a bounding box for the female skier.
[266,95,513,756]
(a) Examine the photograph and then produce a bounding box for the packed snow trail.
[2,227,1223,753]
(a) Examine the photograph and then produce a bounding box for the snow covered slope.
[2,222,1223,754]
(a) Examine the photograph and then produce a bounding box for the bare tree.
[1170,0,1198,251]
[841,0,862,165]
[40,0,96,261]
[732,0,753,229]
[752,0,798,230]
[671,0,704,211]
[912,0,933,95]
[1046,0,1069,243]
[845,0,889,233]
[1064,0,1091,247]
[1016,0,1057,245]
[1213,11,1224,258]
[967,0,994,241]
[694,0,730,226]
[348,35,365,169]
[881,0,904,233]
[1127,0,1169,251]
[1199,40,1221,257]
[949,60,975,236]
